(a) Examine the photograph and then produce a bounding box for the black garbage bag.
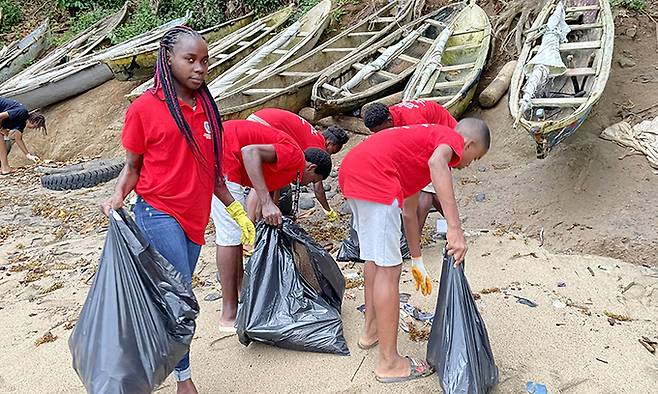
[236,218,349,355]
[426,251,498,394]
[336,216,410,262]
[69,209,199,394]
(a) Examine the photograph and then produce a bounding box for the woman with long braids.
[102,26,255,394]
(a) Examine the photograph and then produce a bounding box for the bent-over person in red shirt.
[211,119,332,331]
[363,100,478,240]
[247,108,349,221]
[362,100,457,133]
[338,121,490,384]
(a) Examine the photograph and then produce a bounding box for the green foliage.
[52,8,111,46]
[291,0,321,21]
[244,0,284,15]
[610,0,645,11]
[56,0,125,12]
[0,0,22,35]
[159,0,225,30]
[331,0,358,23]
[111,0,163,43]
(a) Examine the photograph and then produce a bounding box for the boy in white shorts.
[338,119,490,383]
[211,120,332,331]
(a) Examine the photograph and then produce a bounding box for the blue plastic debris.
[526,381,548,394]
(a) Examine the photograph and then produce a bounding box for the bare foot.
[218,317,236,332]
[176,379,198,394]
[374,355,411,379]
[357,334,379,349]
[1,167,14,175]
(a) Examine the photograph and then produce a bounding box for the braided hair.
[28,112,46,134]
[151,25,223,183]
[323,125,349,149]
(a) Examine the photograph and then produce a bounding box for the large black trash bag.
[69,209,199,394]
[236,218,349,355]
[426,251,498,394]
[336,216,410,262]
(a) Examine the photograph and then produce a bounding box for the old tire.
[41,161,124,191]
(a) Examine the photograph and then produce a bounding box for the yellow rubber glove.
[411,256,432,296]
[225,200,256,246]
[324,208,338,222]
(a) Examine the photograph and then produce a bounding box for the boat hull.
[104,13,254,81]
[0,21,50,84]
[5,63,113,109]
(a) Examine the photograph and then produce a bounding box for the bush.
[159,0,225,30]
[52,8,112,46]
[244,0,284,14]
[610,0,645,11]
[0,0,21,35]
[111,0,164,43]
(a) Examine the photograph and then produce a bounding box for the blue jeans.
[133,196,201,381]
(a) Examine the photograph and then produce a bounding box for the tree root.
[492,0,547,57]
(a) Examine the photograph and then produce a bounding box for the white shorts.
[347,198,402,267]
[211,181,246,246]
[422,183,435,194]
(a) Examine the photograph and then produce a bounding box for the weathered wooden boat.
[104,12,254,81]
[0,19,50,84]
[0,2,128,93]
[126,6,293,102]
[216,0,417,120]
[311,2,464,120]
[402,0,491,118]
[0,13,195,109]
[208,0,332,99]
[509,0,614,158]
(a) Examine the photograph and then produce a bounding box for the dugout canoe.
[508,0,614,158]
[207,0,332,99]
[216,0,417,120]
[402,0,491,118]
[0,19,50,84]
[311,2,465,119]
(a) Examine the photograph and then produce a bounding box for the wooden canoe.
[0,2,128,92]
[0,19,50,84]
[402,0,491,118]
[216,0,416,120]
[126,6,293,102]
[207,0,332,99]
[311,2,465,120]
[0,13,198,109]
[509,0,614,158]
[104,12,254,81]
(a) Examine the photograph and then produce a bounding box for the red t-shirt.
[121,89,216,245]
[389,100,457,128]
[339,124,464,205]
[250,108,326,150]
[222,119,305,191]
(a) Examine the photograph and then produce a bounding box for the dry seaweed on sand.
[38,282,64,295]
[604,311,632,322]
[481,287,501,294]
[35,332,57,347]
[408,321,431,342]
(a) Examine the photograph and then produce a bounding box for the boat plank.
[564,67,596,77]
[530,97,588,107]
[566,5,600,13]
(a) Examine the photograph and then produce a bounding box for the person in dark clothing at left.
[0,97,46,174]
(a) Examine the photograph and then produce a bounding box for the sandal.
[357,338,379,350]
[375,356,434,383]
